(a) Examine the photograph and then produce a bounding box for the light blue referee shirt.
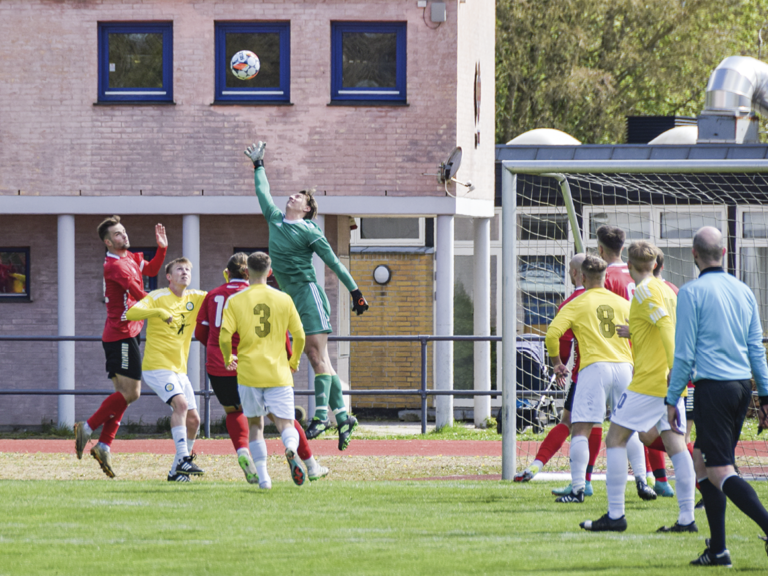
[667,267,768,404]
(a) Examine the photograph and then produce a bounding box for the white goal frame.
[500,159,768,479]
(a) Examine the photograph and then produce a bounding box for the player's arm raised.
[125,293,172,324]
[244,142,280,221]
[140,224,168,277]
[311,234,369,315]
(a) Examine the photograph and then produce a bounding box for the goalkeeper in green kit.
[244,142,369,451]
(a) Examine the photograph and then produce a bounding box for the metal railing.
[0,334,561,437]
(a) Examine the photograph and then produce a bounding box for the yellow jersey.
[546,287,632,370]
[125,288,207,373]
[628,276,683,398]
[220,283,305,389]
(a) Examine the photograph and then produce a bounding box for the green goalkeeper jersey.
[253,167,358,292]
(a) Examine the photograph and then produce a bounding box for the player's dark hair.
[596,225,626,255]
[227,252,248,280]
[654,249,664,277]
[628,241,658,273]
[165,257,192,276]
[97,215,121,242]
[581,254,608,282]
[300,189,318,220]
[247,251,271,275]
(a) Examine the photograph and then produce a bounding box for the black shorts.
[693,378,752,467]
[103,336,142,381]
[564,379,577,412]
[208,374,241,408]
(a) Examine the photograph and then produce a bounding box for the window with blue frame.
[331,22,406,103]
[98,22,173,103]
[215,22,290,103]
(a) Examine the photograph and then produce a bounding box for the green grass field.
[1,478,766,575]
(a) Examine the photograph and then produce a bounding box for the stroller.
[496,338,561,434]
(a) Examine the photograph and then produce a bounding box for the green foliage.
[453,283,475,390]
[496,0,768,144]
[39,419,72,437]
[155,415,171,433]
[2,479,768,575]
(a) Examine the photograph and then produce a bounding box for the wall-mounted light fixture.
[373,265,392,285]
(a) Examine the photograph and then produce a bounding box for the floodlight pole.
[501,167,517,479]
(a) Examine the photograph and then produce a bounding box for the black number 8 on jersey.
[596,305,615,338]
[253,303,272,337]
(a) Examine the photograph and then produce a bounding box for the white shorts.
[571,362,633,424]
[143,369,198,411]
[611,390,687,434]
[239,385,295,420]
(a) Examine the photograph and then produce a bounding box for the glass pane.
[661,211,720,239]
[518,255,566,296]
[491,212,500,241]
[108,33,163,88]
[743,212,768,239]
[589,212,651,240]
[0,251,27,296]
[454,218,473,241]
[519,214,568,240]
[740,247,768,329]
[659,247,697,289]
[360,218,419,240]
[225,32,281,88]
[454,256,475,390]
[342,32,397,88]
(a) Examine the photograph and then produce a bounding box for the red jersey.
[102,248,166,342]
[604,262,635,301]
[664,279,679,295]
[557,287,586,384]
[194,280,295,377]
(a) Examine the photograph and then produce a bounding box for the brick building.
[0,0,495,429]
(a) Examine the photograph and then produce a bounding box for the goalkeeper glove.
[244,141,266,169]
[351,289,369,316]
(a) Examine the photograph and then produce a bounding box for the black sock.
[722,475,768,536]
[698,478,727,553]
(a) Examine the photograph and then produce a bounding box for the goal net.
[505,163,768,480]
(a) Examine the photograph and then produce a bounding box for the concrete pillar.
[183,215,201,392]
[435,215,454,429]
[57,215,76,429]
[473,217,491,427]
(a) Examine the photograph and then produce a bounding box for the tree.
[496,0,766,144]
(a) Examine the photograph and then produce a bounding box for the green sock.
[329,375,349,423]
[313,374,332,420]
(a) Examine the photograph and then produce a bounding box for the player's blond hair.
[165,257,192,276]
[247,251,271,275]
[97,215,121,242]
[628,241,658,273]
[227,252,249,280]
[581,254,607,283]
[300,189,318,220]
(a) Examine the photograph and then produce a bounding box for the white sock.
[187,437,195,454]
[281,426,300,453]
[531,459,544,471]
[569,436,589,493]
[171,425,189,471]
[626,433,647,481]
[303,455,318,472]
[607,446,628,520]
[671,450,696,525]
[96,441,110,452]
[250,439,269,482]
[236,448,250,459]
[83,423,93,436]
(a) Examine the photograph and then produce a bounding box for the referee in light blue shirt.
[667,226,768,567]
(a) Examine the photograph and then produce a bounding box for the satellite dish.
[439,147,463,183]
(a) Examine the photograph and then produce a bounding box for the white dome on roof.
[648,125,698,145]
[506,128,581,145]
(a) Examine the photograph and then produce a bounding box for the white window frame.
[350,217,425,247]
[735,205,768,290]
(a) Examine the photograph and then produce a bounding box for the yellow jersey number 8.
[596,305,615,338]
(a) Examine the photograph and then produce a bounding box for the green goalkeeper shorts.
[283,281,332,335]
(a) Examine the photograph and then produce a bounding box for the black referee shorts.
[693,378,752,467]
[102,336,142,381]
[208,374,241,408]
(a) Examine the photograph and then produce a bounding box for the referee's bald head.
[693,226,725,266]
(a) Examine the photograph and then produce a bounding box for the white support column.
[307,215,325,418]
[501,169,518,479]
[473,217,491,427]
[435,215,454,429]
[57,215,76,429]
[183,215,201,392]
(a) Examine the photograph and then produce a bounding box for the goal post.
[501,158,768,481]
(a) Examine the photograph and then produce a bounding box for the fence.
[0,334,560,437]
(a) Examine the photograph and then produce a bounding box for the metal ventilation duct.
[698,56,768,144]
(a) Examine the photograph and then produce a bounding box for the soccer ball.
[230,50,260,81]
